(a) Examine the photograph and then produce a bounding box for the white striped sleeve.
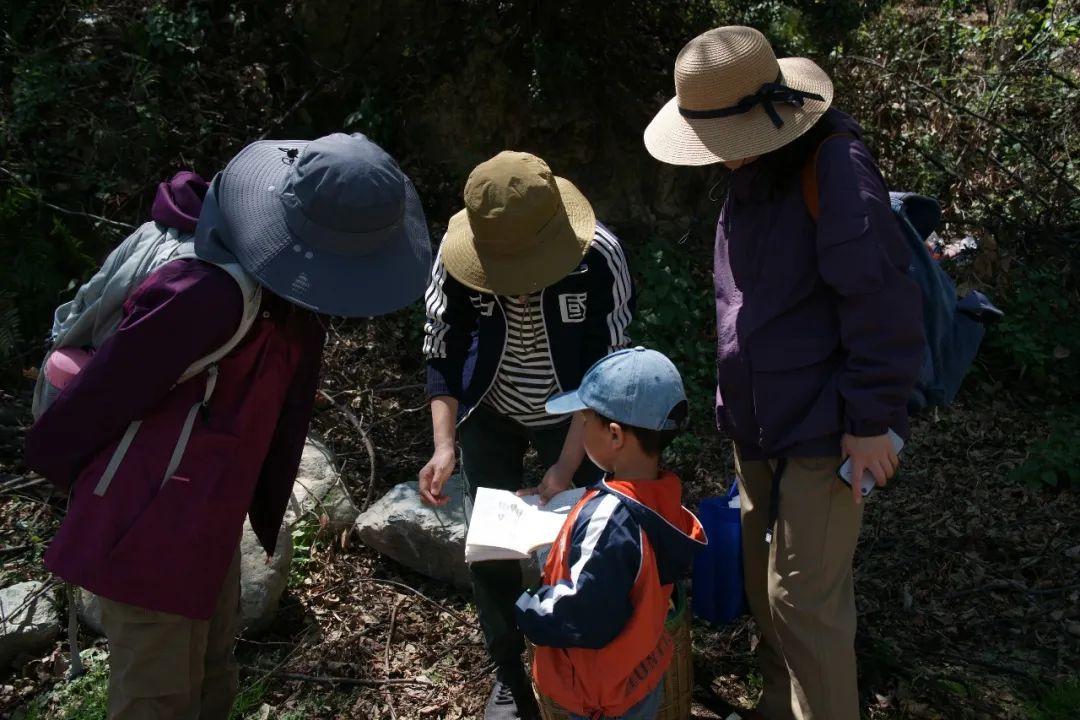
[422,247,451,359]
[591,226,633,353]
[514,493,640,648]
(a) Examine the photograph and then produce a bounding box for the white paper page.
[465,487,587,561]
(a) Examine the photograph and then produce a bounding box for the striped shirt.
[483,293,563,426]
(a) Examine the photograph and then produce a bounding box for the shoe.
[484,662,541,720]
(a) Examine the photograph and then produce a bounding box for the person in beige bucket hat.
[417,151,635,720]
[439,151,597,295]
[646,26,924,720]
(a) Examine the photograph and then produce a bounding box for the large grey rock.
[75,439,338,638]
[75,588,104,636]
[284,438,358,531]
[76,521,294,638]
[0,582,61,666]
[355,475,472,589]
[239,519,293,635]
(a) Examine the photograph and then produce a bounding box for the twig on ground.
[0,544,35,554]
[1,476,48,494]
[244,637,312,691]
[317,390,377,511]
[291,477,336,528]
[269,671,429,688]
[357,577,471,627]
[383,689,399,720]
[385,596,407,678]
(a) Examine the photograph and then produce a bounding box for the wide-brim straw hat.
[645,26,833,166]
[441,151,595,296]
[195,132,432,317]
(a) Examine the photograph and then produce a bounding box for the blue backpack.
[802,143,1003,411]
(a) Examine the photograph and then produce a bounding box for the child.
[24,133,432,719]
[643,26,924,720]
[515,347,707,720]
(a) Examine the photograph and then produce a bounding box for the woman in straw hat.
[645,26,924,720]
[26,133,433,719]
[418,150,634,720]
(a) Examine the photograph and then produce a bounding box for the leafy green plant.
[24,649,110,720]
[712,0,876,55]
[1026,677,1080,720]
[289,519,320,587]
[278,700,330,720]
[1010,410,1080,490]
[981,267,1080,393]
[629,239,715,430]
[142,2,210,56]
[0,291,20,361]
[0,185,95,372]
[228,677,268,720]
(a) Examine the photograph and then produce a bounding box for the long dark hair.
[747,109,840,201]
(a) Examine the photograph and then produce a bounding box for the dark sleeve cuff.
[425,363,452,400]
[844,416,891,437]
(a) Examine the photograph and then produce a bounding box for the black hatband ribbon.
[679,77,824,129]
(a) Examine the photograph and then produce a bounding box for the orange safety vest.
[530,475,702,717]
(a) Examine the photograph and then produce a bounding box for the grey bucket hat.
[195,132,432,317]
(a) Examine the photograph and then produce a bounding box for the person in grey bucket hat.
[196,132,433,316]
[25,132,431,719]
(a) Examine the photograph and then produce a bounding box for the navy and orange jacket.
[515,473,707,718]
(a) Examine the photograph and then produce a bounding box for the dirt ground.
[1,315,1077,719]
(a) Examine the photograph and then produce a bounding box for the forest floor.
[1,315,1077,719]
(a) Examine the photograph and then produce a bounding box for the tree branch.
[0,166,135,231]
[840,55,1080,198]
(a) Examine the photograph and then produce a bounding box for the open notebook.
[464,486,588,563]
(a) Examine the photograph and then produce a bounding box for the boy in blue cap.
[516,347,707,720]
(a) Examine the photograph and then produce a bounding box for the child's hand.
[518,462,575,505]
[841,432,899,504]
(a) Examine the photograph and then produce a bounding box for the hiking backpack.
[31,221,262,490]
[802,137,1003,411]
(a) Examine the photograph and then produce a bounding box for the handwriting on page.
[496,501,525,524]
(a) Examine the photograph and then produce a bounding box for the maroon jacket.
[25,178,325,618]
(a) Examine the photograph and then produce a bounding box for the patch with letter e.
[469,294,496,317]
[558,293,587,323]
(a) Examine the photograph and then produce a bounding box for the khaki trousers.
[735,450,863,720]
[98,549,241,720]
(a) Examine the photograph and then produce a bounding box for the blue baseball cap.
[546,347,688,431]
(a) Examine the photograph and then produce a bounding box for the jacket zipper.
[537,287,563,392]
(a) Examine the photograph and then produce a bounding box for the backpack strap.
[800,132,856,222]
[171,243,263,384]
[92,249,260,498]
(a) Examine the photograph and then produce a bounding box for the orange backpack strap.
[801,132,855,222]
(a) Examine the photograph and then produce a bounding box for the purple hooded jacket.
[714,111,924,460]
[25,174,325,618]
[151,171,208,232]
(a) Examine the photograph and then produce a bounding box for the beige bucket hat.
[441,151,596,296]
[644,26,833,166]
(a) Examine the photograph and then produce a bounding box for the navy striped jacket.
[422,223,634,422]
